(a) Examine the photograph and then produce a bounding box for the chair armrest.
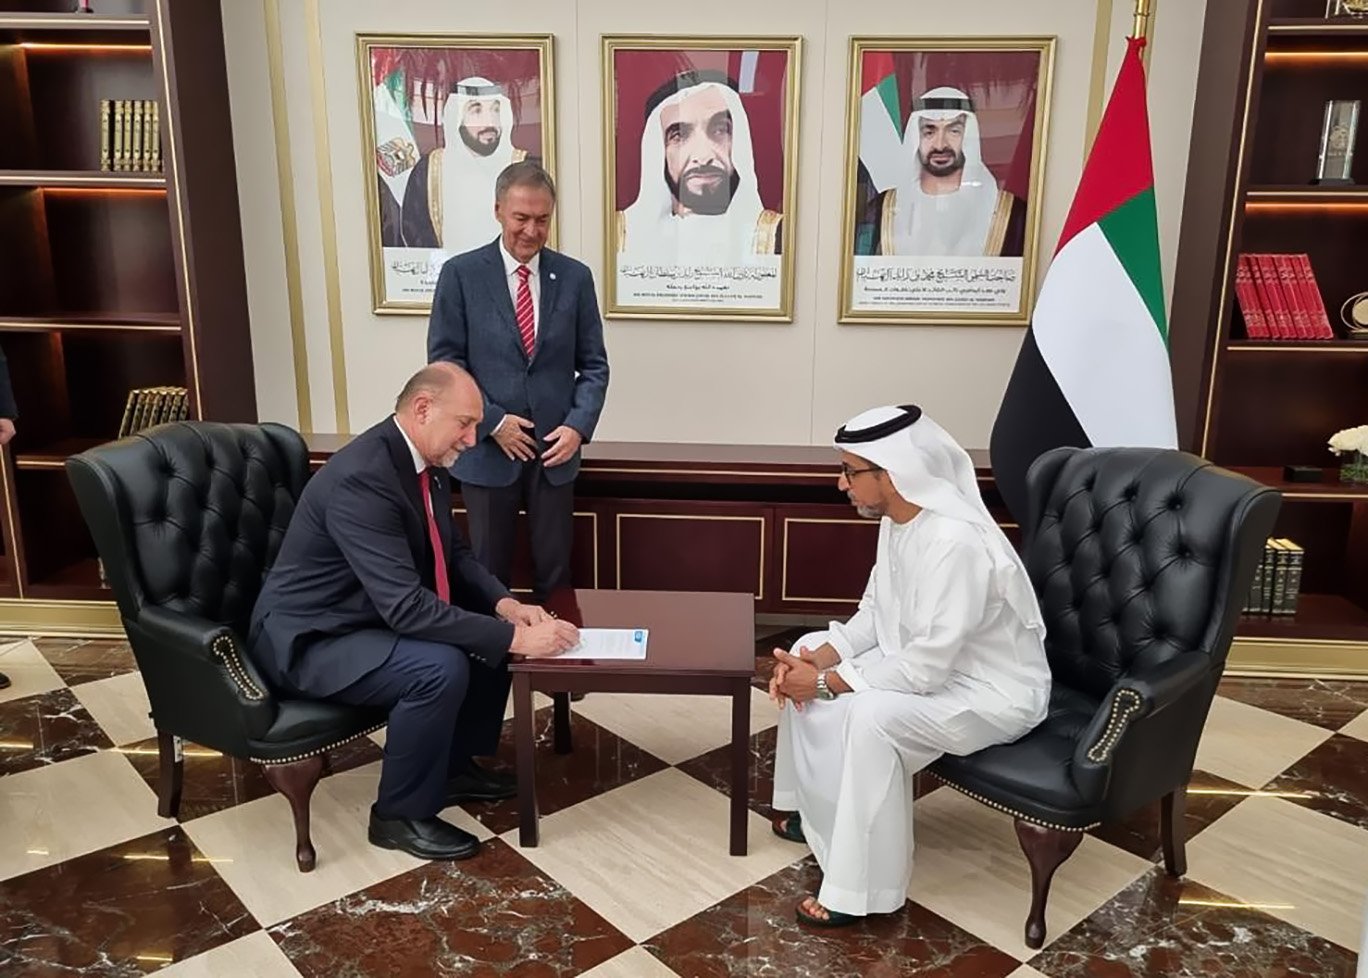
[130,605,278,741]
[1069,651,1212,793]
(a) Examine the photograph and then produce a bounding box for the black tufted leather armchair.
[930,446,1281,949]
[65,422,387,872]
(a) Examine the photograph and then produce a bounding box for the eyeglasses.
[840,464,881,480]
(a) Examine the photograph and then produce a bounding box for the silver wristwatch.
[815,670,836,701]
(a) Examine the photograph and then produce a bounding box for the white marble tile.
[156,931,303,977]
[1194,696,1332,788]
[570,687,777,764]
[0,749,173,880]
[0,639,66,705]
[907,787,1152,960]
[182,761,492,926]
[505,767,801,943]
[1337,708,1368,743]
[1188,795,1368,951]
[578,945,684,978]
[1006,967,1050,978]
[70,671,154,746]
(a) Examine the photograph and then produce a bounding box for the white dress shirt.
[500,240,540,340]
[392,416,440,523]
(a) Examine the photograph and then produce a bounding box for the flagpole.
[1131,0,1153,40]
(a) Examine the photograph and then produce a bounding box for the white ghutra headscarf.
[836,404,1045,642]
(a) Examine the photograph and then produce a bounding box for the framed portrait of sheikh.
[602,35,801,321]
[356,34,556,314]
[838,37,1055,326]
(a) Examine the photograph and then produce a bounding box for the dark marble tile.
[1266,733,1368,831]
[1087,771,1249,863]
[33,637,138,686]
[469,707,669,835]
[646,856,1018,978]
[679,726,784,822]
[120,732,384,820]
[1217,676,1368,731]
[1029,868,1357,977]
[0,826,258,976]
[269,837,632,977]
[0,688,112,776]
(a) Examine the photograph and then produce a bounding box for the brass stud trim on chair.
[1085,688,1142,764]
[250,723,386,766]
[929,775,1099,833]
[211,634,265,701]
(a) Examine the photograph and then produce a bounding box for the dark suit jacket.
[247,418,516,698]
[426,239,610,489]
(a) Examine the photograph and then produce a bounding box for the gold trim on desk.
[780,517,870,604]
[265,0,313,432]
[453,507,600,590]
[614,513,765,601]
[304,0,349,433]
[0,599,122,637]
[1227,636,1368,678]
[151,0,204,420]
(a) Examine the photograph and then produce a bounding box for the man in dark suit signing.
[248,362,579,861]
[427,160,609,608]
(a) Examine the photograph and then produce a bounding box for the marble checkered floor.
[2,628,1367,976]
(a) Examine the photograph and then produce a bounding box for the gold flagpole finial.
[1132,0,1153,41]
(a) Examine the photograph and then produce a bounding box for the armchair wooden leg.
[1015,819,1083,950]
[262,756,327,873]
[1161,787,1188,877]
[156,731,183,820]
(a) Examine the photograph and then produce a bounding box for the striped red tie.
[514,264,535,356]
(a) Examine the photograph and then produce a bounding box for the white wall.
[222,0,1206,449]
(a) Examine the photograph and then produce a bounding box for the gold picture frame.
[356,32,557,315]
[838,36,1055,326]
[601,34,802,322]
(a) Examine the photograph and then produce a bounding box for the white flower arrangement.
[1329,425,1368,456]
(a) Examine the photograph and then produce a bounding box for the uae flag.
[859,50,904,193]
[990,36,1177,523]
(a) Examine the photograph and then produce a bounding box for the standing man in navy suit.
[249,363,580,861]
[426,161,609,609]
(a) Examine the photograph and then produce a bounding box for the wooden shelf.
[0,170,164,189]
[1268,18,1368,37]
[24,557,109,603]
[1225,466,1368,500]
[1239,593,1368,642]
[1227,339,1368,352]
[0,313,179,334]
[1245,188,1368,206]
[14,437,105,470]
[0,12,149,29]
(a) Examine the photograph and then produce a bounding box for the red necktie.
[514,264,535,356]
[417,469,450,603]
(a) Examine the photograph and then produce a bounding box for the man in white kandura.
[768,403,1051,927]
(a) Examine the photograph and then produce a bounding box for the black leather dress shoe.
[367,808,480,860]
[445,760,517,804]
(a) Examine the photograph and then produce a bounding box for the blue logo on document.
[634,630,644,643]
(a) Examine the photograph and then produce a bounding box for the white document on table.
[560,628,648,660]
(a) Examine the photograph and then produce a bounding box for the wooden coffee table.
[510,588,756,855]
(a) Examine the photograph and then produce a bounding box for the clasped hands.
[768,644,841,711]
[493,414,581,468]
[496,597,579,658]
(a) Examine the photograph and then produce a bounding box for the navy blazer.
[247,419,516,699]
[426,240,610,489]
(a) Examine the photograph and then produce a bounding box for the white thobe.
[771,510,1051,916]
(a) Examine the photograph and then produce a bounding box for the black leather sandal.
[771,812,805,843]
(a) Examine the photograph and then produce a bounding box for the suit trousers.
[325,637,511,819]
[461,460,574,604]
